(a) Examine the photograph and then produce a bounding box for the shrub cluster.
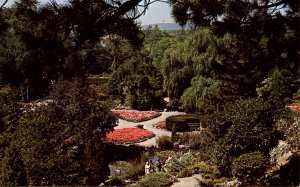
[163,153,196,177]
[133,172,174,187]
[156,136,173,150]
[193,161,226,186]
[231,152,268,183]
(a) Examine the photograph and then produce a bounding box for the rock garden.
[103,103,300,187]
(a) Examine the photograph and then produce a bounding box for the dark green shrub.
[176,167,193,178]
[156,136,173,150]
[126,153,148,180]
[175,133,190,145]
[163,153,196,175]
[193,162,226,187]
[294,88,300,103]
[108,176,126,186]
[134,172,174,187]
[231,152,268,182]
[257,69,294,107]
[208,98,280,175]
[196,178,213,186]
[196,177,227,187]
[193,161,220,179]
[125,162,145,180]
[188,131,214,150]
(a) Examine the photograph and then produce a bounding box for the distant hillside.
[142,23,186,31]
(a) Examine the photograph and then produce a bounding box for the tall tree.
[0,0,163,100]
[166,0,299,111]
[0,80,117,186]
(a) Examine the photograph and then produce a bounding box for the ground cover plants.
[112,110,161,122]
[133,172,174,187]
[106,128,155,144]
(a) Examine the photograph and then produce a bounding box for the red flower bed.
[112,110,161,122]
[153,121,167,130]
[106,128,155,144]
[287,105,300,113]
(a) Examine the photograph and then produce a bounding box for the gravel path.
[171,174,202,187]
[115,111,184,147]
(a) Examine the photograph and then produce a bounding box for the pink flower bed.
[112,110,161,122]
[287,105,300,113]
[153,121,167,130]
[106,128,155,144]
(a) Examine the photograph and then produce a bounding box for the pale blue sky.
[4,0,174,25]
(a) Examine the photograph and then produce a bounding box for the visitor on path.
[154,159,161,172]
[145,162,151,175]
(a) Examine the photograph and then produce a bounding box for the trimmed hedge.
[166,115,200,132]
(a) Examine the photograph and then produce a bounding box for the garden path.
[115,111,184,147]
[171,174,202,187]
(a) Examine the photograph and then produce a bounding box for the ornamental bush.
[193,162,227,187]
[231,152,268,182]
[156,136,173,150]
[209,98,280,175]
[134,172,174,187]
[163,153,196,176]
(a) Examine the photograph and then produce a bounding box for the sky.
[4,0,174,25]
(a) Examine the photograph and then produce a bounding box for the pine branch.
[0,0,9,10]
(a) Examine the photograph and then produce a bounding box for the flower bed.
[112,110,161,122]
[153,121,167,130]
[106,128,155,144]
[287,105,300,113]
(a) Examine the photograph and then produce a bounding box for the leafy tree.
[0,80,117,186]
[108,44,164,110]
[167,0,299,110]
[161,28,255,111]
[257,69,294,107]
[143,26,177,67]
[0,0,157,100]
[180,76,222,113]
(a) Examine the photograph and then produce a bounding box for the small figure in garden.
[163,156,173,172]
[154,159,161,172]
[145,162,151,175]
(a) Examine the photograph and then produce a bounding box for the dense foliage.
[0,0,150,185]
[0,80,117,185]
[0,0,147,100]
[107,47,165,110]
[134,172,174,187]
[0,0,299,185]
[232,152,268,183]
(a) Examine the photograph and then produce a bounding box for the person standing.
[145,162,151,175]
[155,159,161,172]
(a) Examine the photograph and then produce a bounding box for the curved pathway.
[115,111,184,147]
[171,174,202,187]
